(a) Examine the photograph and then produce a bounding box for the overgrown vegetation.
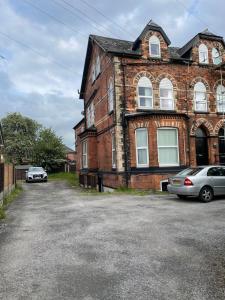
[48,172,79,187]
[0,184,23,220]
[1,113,66,169]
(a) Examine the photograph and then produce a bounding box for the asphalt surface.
[0,181,225,300]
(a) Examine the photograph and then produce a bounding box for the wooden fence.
[0,163,15,205]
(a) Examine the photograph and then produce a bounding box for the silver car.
[167,166,225,202]
[26,167,48,183]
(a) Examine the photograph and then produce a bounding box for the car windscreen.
[177,168,203,176]
[29,167,43,172]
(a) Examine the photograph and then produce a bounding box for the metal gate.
[0,163,4,193]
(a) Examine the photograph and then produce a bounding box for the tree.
[34,128,65,170]
[1,113,40,164]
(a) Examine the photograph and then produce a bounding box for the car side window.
[207,167,221,176]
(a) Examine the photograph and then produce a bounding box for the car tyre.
[199,186,213,203]
[177,194,187,199]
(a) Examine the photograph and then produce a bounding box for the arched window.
[149,35,161,58]
[137,77,153,109]
[194,82,207,111]
[212,48,222,65]
[216,84,225,112]
[108,77,114,112]
[159,78,174,110]
[199,44,208,64]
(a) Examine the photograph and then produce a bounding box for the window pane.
[136,129,148,147]
[195,91,206,101]
[196,102,207,111]
[160,99,173,109]
[138,149,147,165]
[158,129,177,146]
[139,87,152,96]
[139,97,152,108]
[158,148,178,165]
[151,44,159,56]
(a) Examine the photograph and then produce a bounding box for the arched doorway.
[218,127,225,165]
[195,127,209,165]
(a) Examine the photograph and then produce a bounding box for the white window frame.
[86,102,94,128]
[199,44,209,64]
[157,127,179,167]
[137,77,153,109]
[135,128,149,168]
[108,77,114,112]
[212,48,222,65]
[112,133,116,169]
[149,35,161,58]
[159,78,174,110]
[91,64,96,83]
[194,82,207,112]
[82,140,88,168]
[217,84,225,112]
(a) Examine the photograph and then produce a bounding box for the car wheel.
[199,186,213,203]
[177,194,187,199]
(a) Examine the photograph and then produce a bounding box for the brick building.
[74,20,225,190]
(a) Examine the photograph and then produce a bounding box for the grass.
[48,172,79,187]
[0,184,23,220]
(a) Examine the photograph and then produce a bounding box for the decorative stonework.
[144,31,163,43]
[131,121,150,129]
[155,73,178,90]
[154,120,183,128]
[190,118,214,136]
[214,119,225,135]
[190,77,210,91]
[213,79,225,92]
[133,71,155,85]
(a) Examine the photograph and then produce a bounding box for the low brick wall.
[0,163,15,205]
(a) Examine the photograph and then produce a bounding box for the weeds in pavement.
[48,172,79,187]
[0,184,23,220]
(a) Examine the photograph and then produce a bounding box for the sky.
[0,0,225,148]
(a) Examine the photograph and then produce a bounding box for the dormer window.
[212,48,222,65]
[199,44,208,64]
[149,36,161,58]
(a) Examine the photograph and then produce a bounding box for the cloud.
[1,0,225,147]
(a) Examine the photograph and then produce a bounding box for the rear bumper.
[167,184,200,196]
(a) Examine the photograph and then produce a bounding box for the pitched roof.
[133,19,171,48]
[90,35,140,56]
[64,145,75,153]
[179,29,225,57]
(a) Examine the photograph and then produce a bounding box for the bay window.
[137,77,153,109]
[135,128,149,167]
[194,82,207,112]
[159,78,174,110]
[82,141,88,168]
[112,133,116,168]
[157,128,179,166]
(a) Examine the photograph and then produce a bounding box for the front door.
[196,127,208,165]
[219,128,225,165]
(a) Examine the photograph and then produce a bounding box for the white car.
[26,167,48,183]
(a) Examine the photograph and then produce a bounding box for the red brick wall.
[75,29,225,190]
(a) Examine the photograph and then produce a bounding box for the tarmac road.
[0,181,225,300]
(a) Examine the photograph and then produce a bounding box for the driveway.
[0,181,225,300]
